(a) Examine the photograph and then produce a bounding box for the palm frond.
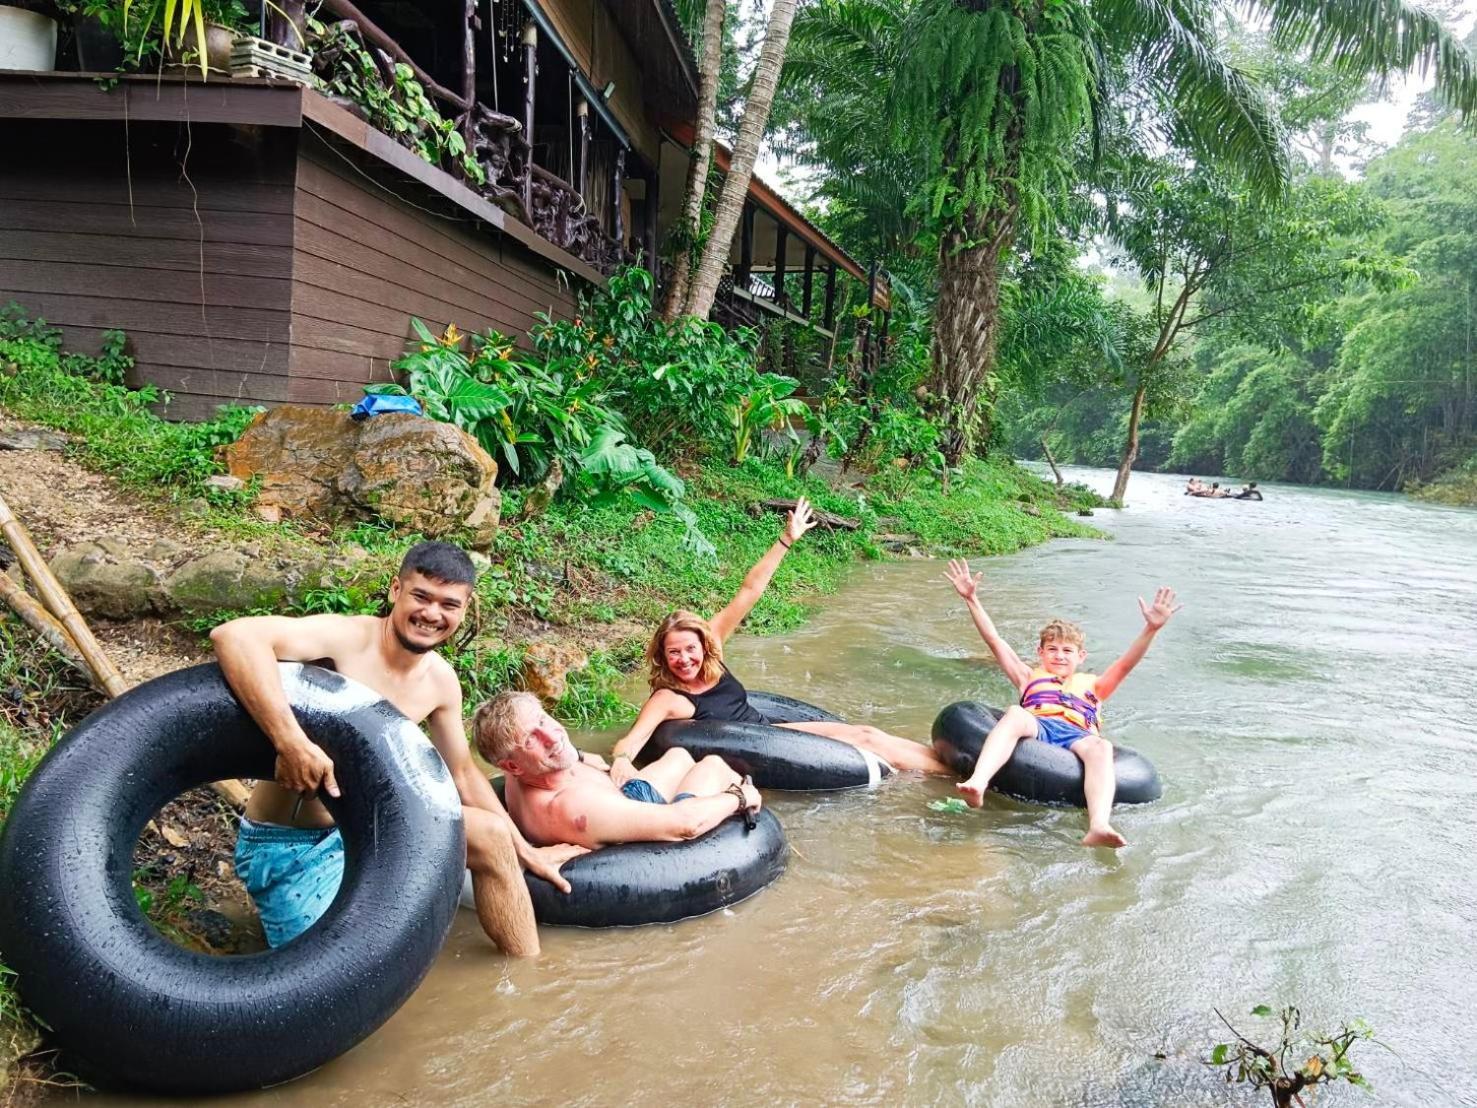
[1254,0,1477,116]
[1096,0,1289,195]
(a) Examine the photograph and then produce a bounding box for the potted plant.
[70,0,248,76]
[0,0,60,70]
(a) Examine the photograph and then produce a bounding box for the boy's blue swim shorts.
[1032,716,1095,749]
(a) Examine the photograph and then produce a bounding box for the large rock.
[49,541,162,618]
[225,407,359,521]
[338,414,501,549]
[163,549,323,615]
[518,641,589,704]
[226,406,501,547]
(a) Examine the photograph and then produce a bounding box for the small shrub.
[1207,1005,1382,1108]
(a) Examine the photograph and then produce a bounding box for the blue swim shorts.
[620,779,695,804]
[234,817,345,948]
[1032,716,1095,749]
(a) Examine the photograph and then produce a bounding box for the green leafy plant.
[393,320,511,434]
[577,426,714,557]
[730,371,807,464]
[465,329,626,481]
[531,266,762,451]
[310,17,485,184]
[1207,1005,1382,1108]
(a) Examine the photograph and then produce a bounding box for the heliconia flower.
[439,323,463,347]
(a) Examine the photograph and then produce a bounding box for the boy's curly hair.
[1038,619,1086,649]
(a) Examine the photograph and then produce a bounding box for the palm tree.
[661,0,727,320]
[784,0,1477,465]
[683,0,802,319]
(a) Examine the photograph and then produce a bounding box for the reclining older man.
[474,691,761,850]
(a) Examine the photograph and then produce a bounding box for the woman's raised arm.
[709,498,818,642]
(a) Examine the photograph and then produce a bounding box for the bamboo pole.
[0,490,251,808]
[0,491,128,698]
[0,568,99,689]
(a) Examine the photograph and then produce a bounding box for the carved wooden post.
[521,21,537,214]
[774,224,788,308]
[737,202,754,293]
[612,147,626,258]
[802,244,815,318]
[575,97,590,201]
[822,262,837,330]
[461,0,477,146]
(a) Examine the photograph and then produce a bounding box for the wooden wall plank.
[0,260,292,313]
[2,199,297,248]
[0,230,294,280]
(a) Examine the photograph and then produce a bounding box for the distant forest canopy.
[756,0,1477,498]
[1000,111,1477,493]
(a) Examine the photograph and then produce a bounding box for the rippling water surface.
[75,469,1477,1107]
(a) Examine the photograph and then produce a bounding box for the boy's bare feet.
[1081,826,1127,848]
[955,781,986,808]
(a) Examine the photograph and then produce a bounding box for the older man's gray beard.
[393,627,446,655]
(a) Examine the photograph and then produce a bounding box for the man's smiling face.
[387,571,470,654]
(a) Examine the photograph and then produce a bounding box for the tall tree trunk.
[929,209,1015,465]
[1041,434,1064,487]
[1111,382,1147,503]
[661,0,726,320]
[683,0,800,319]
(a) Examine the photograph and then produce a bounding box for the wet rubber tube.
[645,691,890,790]
[931,701,1163,806]
[461,809,788,927]
[0,662,464,1095]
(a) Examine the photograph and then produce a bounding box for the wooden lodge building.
[0,0,889,420]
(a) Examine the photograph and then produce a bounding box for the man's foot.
[954,781,986,808]
[1081,826,1127,848]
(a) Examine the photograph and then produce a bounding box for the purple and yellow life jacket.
[1019,668,1101,733]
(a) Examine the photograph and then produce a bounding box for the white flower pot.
[0,5,57,72]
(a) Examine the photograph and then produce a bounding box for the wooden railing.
[308,0,624,275]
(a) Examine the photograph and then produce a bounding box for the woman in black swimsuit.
[608,498,950,784]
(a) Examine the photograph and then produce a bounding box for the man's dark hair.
[398,540,476,587]
[1249,482,1258,489]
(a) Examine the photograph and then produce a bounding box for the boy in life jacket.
[942,559,1181,847]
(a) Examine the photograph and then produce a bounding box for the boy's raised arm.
[1094,586,1181,700]
[943,559,1033,689]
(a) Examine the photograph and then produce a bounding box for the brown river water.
[60,467,1477,1106]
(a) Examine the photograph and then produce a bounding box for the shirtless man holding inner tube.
[212,540,584,956]
[476,690,762,850]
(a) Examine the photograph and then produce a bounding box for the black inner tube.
[645,689,889,791]
[462,808,788,927]
[931,700,1163,807]
[0,663,465,1095]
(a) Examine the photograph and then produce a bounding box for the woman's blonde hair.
[646,611,725,690]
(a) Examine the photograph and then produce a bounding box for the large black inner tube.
[0,662,465,1095]
[461,809,788,927]
[931,701,1163,807]
[645,691,889,790]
